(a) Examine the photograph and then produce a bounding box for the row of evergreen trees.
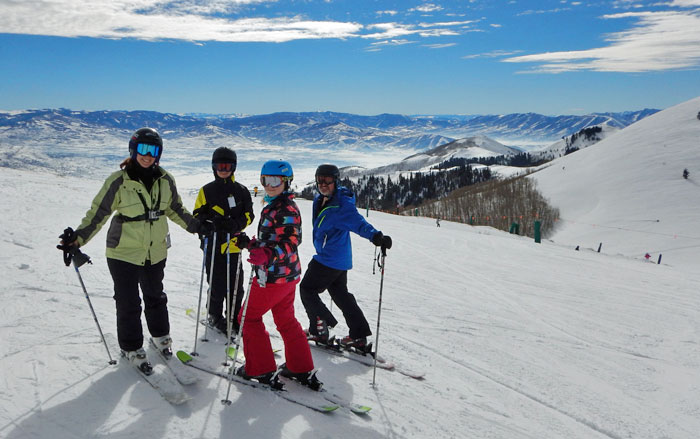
[299,164,492,211]
[433,152,547,169]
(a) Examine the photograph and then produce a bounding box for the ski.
[318,390,371,415]
[149,337,199,385]
[308,338,425,380]
[276,374,371,416]
[104,334,190,405]
[175,350,338,413]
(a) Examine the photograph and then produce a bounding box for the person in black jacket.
[193,147,254,335]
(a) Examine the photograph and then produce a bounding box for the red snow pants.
[239,279,314,376]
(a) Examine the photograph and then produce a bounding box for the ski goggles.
[260,175,286,188]
[136,143,161,158]
[316,176,335,186]
[214,162,234,172]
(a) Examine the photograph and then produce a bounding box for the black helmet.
[212,147,237,173]
[315,164,339,179]
[128,127,163,162]
[315,164,340,193]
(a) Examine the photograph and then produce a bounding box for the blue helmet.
[260,160,293,180]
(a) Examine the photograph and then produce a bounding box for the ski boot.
[306,317,332,345]
[152,334,173,358]
[123,348,154,375]
[278,363,323,391]
[234,364,284,390]
[338,336,373,355]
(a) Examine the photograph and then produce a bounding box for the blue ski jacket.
[311,186,379,271]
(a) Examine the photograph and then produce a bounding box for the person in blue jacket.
[300,164,392,353]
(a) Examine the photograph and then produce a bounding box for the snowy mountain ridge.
[342,135,521,177]
[0,107,657,154]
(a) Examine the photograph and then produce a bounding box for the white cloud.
[363,21,464,40]
[669,0,700,6]
[0,0,476,44]
[423,42,457,49]
[409,3,444,13]
[504,9,700,73]
[365,38,415,52]
[0,0,360,43]
[463,49,522,59]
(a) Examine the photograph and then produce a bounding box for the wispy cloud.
[365,39,415,52]
[409,3,444,13]
[463,49,522,59]
[423,43,457,49]
[504,8,700,73]
[0,0,476,45]
[0,0,363,42]
[517,7,572,16]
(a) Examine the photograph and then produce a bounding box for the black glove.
[372,232,392,250]
[192,204,213,220]
[59,227,76,246]
[221,216,242,233]
[235,232,251,250]
[193,218,216,236]
[57,227,91,267]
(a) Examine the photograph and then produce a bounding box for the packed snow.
[1,96,700,439]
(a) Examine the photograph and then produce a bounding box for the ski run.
[3,97,700,438]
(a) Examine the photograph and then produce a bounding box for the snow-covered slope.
[534,123,620,160]
[344,135,519,177]
[530,95,700,273]
[1,97,699,438]
[1,157,699,438]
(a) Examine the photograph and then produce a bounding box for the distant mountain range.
[0,108,658,151]
[0,107,659,178]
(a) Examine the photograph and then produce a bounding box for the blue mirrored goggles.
[136,143,161,158]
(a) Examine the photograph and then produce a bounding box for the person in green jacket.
[59,128,209,375]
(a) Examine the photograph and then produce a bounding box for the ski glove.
[221,215,244,233]
[247,246,272,266]
[371,232,392,250]
[234,232,251,250]
[191,218,215,236]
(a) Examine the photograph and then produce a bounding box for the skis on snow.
[176,350,341,413]
[223,347,370,415]
[308,337,426,380]
[104,333,190,405]
[148,337,199,385]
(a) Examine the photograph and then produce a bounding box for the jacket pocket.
[106,218,123,249]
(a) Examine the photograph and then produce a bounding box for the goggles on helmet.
[214,162,234,172]
[136,143,161,158]
[260,175,287,188]
[316,176,335,186]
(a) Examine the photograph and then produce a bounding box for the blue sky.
[1,0,699,116]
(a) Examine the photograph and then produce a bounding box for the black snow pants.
[299,258,372,340]
[107,258,169,352]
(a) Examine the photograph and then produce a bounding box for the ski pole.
[73,251,117,365]
[222,233,243,366]
[191,235,209,356]
[202,231,218,342]
[372,246,388,388]
[222,266,256,406]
